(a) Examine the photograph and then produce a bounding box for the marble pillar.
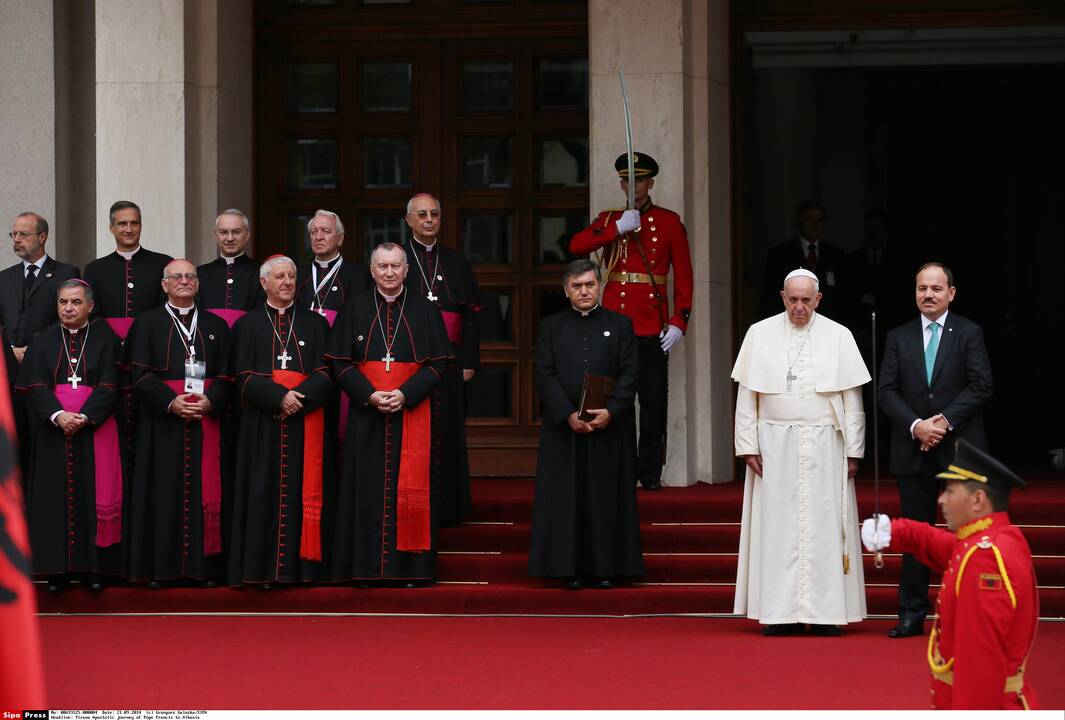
[589,0,733,485]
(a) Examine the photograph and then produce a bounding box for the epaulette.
[955,535,1017,609]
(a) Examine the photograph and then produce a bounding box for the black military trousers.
[635,335,667,485]
[895,453,943,620]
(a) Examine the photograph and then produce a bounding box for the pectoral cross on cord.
[277,350,292,370]
[375,292,407,373]
[67,372,82,390]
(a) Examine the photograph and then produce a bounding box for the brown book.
[577,372,616,422]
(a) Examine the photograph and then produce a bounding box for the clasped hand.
[276,390,306,420]
[567,408,611,434]
[55,411,88,437]
[916,413,949,452]
[171,393,212,420]
[369,389,406,413]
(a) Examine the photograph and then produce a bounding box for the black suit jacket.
[878,312,993,475]
[0,257,81,347]
[761,238,847,321]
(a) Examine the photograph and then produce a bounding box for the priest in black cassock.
[83,200,172,551]
[196,209,264,329]
[327,242,451,586]
[15,280,123,592]
[403,193,482,526]
[83,201,172,343]
[125,259,231,586]
[295,210,371,328]
[529,259,644,588]
[227,255,333,587]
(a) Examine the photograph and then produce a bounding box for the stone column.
[589,0,733,485]
[94,0,252,263]
[0,0,56,266]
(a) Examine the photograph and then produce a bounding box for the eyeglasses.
[8,231,39,240]
[215,229,246,238]
[165,273,199,282]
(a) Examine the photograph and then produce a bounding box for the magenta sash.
[440,310,463,343]
[317,308,338,327]
[206,308,246,329]
[163,379,222,556]
[105,317,135,341]
[54,385,122,547]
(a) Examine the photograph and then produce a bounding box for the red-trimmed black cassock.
[403,238,482,525]
[296,254,371,329]
[15,319,124,581]
[528,305,645,581]
[84,247,173,343]
[227,303,333,586]
[326,287,450,582]
[196,253,265,329]
[125,304,231,584]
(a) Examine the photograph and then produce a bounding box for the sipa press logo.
[16,712,49,719]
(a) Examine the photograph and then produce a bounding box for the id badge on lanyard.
[185,359,207,394]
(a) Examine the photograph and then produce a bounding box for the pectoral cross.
[382,351,394,372]
[67,372,82,390]
[277,350,292,370]
[426,290,438,302]
[786,372,797,392]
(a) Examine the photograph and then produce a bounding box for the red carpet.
[38,616,1065,709]
[36,477,1065,617]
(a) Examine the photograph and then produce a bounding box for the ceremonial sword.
[871,310,884,569]
[620,70,636,212]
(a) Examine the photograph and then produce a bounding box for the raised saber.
[620,70,636,211]
[871,310,884,569]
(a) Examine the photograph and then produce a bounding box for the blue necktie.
[925,322,940,385]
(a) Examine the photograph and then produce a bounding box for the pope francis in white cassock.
[732,269,871,636]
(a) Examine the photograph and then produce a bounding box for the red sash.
[273,369,325,562]
[104,317,134,341]
[361,361,431,552]
[205,308,246,329]
[440,310,463,343]
[163,379,222,556]
[54,384,123,547]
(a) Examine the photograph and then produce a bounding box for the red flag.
[0,348,45,708]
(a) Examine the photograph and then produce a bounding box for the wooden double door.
[254,1,590,472]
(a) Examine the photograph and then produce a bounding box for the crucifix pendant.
[786,372,797,392]
[277,350,292,370]
[68,372,82,390]
[382,352,394,372]
[427,290,438,302]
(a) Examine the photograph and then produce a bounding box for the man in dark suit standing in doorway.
[760,201,847,321]
[878,262,993,638]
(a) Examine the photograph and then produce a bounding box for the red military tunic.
[891,512,1039,710]
[570,203,693,337]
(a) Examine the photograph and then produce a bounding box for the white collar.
[572,303,600,317]
[921,310,948,330]
[116,246,141,260]
[23,255,47,272]
[377,288,403,303]
[413,236,437,251]
[799,236,819,254]
[315,253,340,269]
[63,321,89,334]
[266,300,294,315]
[222,252,245,265]
[167,301,195,316]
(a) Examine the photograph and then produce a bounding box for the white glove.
[860,514,892,552]
[659,324,683,353]
[615,209,641,235]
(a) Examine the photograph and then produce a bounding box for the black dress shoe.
[595,578,613,589]
[566,577,583,590]
[404,582,417,589]
[762,623,805,636]
[259,583,273,592]
[88,575,105,593]
[888,617,925,638]
[200,580,218,589]
[47,580,66,593]
[807,624,842,637]
[147,581,163,590]
[639,479,662,491]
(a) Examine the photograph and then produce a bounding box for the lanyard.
[310,256,343,313]
[165,304,199,359]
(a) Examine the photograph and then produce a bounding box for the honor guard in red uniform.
[862,439,1039,710]
[570,152,693,489]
